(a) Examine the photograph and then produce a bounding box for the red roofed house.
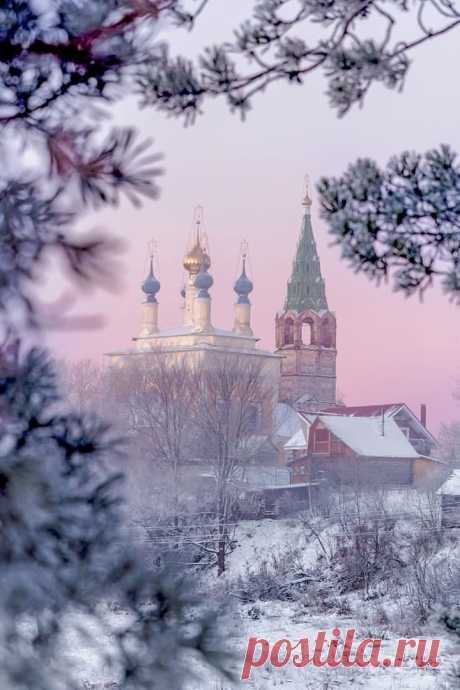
[285,404,446,489]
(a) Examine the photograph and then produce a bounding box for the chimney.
[420,404,427,428]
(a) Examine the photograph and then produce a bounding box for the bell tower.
[275,180,337,411]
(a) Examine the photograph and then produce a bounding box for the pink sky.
[48,4,460,434]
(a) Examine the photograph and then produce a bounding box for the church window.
[301,320,312,345]
[321,322,333,347]
[313,428,330,454]
[284,318,294,345]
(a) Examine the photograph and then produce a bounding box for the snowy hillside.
[79,514,460,689]
[195,517,460,690]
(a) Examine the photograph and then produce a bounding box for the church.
[108,183,337,410]
[108,182,445,493]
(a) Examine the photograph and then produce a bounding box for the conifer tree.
[0,3,228,687]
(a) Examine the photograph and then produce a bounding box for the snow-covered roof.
[274,403,303,438]
[296,393,318,404]
[245,481,320,491]
[199,465,291,490]
[322,403,437,445]
[439,470,460,496]
[317,414,419,458]
[322,403,403,417]
[284,428,308,450]
[135,324,257,340]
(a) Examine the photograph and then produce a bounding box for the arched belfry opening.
[284,317,294,345]
[320,316,335,348]
[301,320,312,346]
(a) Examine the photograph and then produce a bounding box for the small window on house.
[400,427,410,439]
[313,428,330,454]
[302,321,312,345]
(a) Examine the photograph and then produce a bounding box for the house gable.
[307,418,352,457]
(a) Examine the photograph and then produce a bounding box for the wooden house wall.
[290,454,414,487]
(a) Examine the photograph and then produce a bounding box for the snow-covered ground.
[226,518,318,577]
[79,517,460,689]
[206,600,457,690]
[195,518,460,689]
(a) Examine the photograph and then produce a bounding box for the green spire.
[284,209,328,313]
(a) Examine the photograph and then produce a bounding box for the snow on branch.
[138,0,460,121]
[318,145,460,302]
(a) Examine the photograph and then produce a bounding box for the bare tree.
[58,358,106,414]
[439,421,460,467]
[113,352,197,519]
[193,355,272,575]
[109,353,273,575]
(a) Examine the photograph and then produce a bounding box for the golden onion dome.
[183,242,211,275]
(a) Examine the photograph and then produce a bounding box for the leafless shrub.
[403,532,460,622]
[233,545,309,603]
[301,487,403,595]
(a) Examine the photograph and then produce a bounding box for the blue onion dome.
[142,258,160,303]
[234,258,253,304]
[194,262,213,297]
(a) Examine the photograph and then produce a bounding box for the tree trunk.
[217,487,227,576]
[217,532,226,576]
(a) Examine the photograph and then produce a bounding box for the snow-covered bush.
[234,545,308,603]
[403,532,460,622]
[301,488,460,629]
